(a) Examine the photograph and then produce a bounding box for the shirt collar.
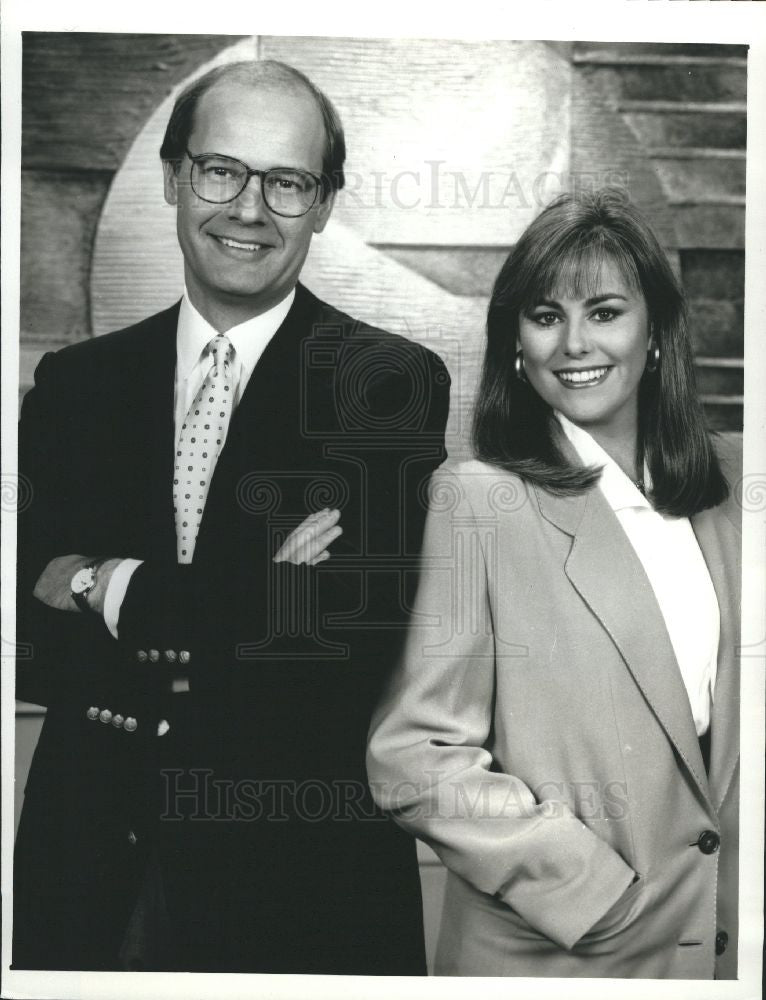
[176,288,296,382]
[555,412,652,512]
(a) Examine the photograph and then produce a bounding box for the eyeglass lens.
[190,154,319,216]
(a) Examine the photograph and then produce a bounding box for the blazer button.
[697,830,720,854]
[179,650,191,664]
[99,709,113,724]
[715,930,728,955]
[136,650,148,663]
[124,717,138,733]
[127,829,138,846]
[86,706,100,721]
[148,649,160,663]
[164,649,177,663]
[112,714,125,729]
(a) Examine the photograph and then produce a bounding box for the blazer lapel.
[140,305,180,563]
[193,287,319,558]
[107,303,178,562]
[691,503,741,810]
[535,483,713,810]
[226,282,317,458]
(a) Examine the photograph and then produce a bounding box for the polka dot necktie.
[173,334,235,563]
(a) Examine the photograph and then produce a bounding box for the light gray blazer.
[367,445,741,979]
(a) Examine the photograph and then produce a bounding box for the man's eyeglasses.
[185,148,323,218]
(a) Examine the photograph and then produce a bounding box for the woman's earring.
[646,343,660,373]
[514,349,526,382]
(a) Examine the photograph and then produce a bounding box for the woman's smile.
[554,365,613,387]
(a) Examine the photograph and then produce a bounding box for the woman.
[367,189,741,979]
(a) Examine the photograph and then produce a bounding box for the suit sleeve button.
[112,714,125,729]
[127,830,138,846]
[715,930,728,955]
[164,649,177,663]
[179,650,191,664]
[124,717,138,733]
[148,649,160,663]
[86,706,100,721]
[136,650,148,662]
[99,709,113,724]
[696,830,720,854]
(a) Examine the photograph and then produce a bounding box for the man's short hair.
[159,59,346,194]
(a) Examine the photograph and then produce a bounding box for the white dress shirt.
[557,414,720,736]
[103,289,296,638]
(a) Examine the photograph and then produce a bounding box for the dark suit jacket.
[13,283,450,973]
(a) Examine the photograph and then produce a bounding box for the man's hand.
[33,555,122,615]
[273,508,342,566]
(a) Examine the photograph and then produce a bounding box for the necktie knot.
[208,334,233,371]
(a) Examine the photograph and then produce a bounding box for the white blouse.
[557,415,720,736]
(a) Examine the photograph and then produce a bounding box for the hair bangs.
[517,230,641,314]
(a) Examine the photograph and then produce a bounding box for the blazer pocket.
[468,887,550,943]
[576,873,646,947]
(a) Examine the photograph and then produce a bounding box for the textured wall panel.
[22,32,249,171]
[371,246,511,297]
[571,64,680,249]
[21,170,111,341]
[681,249,745,297]
[652,156,746,202]
[578,64,746,104]
[621,110,746,151]
[689,300,744,356]
[573,42,749,60]
[672,204,746,250]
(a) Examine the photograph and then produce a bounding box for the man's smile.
[210,234,272,253]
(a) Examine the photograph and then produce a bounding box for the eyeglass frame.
[183,147,326,218]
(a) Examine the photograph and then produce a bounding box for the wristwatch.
[71,561,103,612]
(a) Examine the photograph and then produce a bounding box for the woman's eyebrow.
[583,293,628,306]
[530,293,629,309]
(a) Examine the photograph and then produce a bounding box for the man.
[13,60,450,974]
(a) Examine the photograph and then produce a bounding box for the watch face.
[71,567,95,595]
